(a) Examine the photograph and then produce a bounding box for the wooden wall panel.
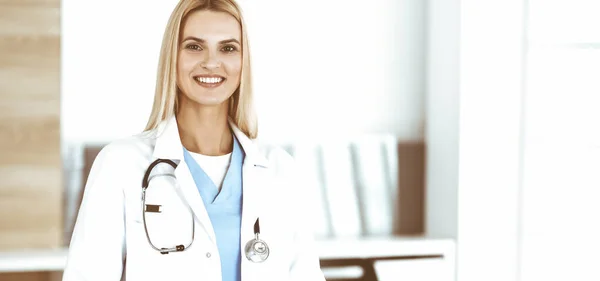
[0,0,62,250]
[0,4,60,37]
[0,271,62,281]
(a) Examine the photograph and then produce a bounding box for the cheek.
[223,57,243,77]
[177,54,197,75]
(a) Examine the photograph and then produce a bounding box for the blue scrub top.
[183,136,244,281]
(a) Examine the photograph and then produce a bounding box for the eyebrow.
[181,36,240,45]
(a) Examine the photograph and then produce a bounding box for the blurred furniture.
[0,237,455,281]
[0,0,62,251]
[279,136,425,238]
[0,248,65,281]
[319,237,455,281]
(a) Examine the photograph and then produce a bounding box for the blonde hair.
[143,0,257,138]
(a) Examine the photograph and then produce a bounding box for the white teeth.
[196,77,223,84]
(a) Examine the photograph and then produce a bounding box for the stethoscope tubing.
[141,158,268,261]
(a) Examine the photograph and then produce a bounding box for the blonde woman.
[62,0,325,280]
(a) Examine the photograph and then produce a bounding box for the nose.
[199,50,221,70]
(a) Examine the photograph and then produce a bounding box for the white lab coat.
[62,116,326,281]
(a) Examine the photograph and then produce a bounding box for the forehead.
[181,10,241,40]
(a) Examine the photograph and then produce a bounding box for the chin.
[190,94,231,107]
[178,83,236,108]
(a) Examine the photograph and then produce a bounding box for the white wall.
[425,0,460,240]
[521,1,600,280]
[457,0,526,280]
[61,0,426,144]
[453,1,600,281]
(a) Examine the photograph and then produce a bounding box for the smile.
[194,76,226,88]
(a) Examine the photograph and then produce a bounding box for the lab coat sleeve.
[62,144,127,281]
[283,152,326,281]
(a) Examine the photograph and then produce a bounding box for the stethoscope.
[141,158,270,262]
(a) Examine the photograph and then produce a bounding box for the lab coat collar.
[151,115,269,168]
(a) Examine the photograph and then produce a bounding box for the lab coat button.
[206,252,211,258]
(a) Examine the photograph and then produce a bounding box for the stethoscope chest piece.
[245,236,270,262]
[245,218,269,263]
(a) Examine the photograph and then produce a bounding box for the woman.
[62,1,325,280]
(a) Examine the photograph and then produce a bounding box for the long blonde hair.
[143,0,257,138]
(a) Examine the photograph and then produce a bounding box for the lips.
[193,75,226,88]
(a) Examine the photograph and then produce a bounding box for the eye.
[221,45,239,53]
[185,44,202,51]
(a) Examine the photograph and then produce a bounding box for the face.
[176,10,242,108]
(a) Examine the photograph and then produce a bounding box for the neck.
[176,100,233,156]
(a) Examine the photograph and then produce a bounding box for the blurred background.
[1,0,599,280]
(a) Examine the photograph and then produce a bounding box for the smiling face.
[176,9,242,109]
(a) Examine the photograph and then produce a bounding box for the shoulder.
[252,140,305,201]
[254,140,297,174]
[90,131,156,170]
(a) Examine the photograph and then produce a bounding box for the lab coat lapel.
[229,121,271,271]
[151,116,216,243]
[240,162,263,247]
[174,160,217,243]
